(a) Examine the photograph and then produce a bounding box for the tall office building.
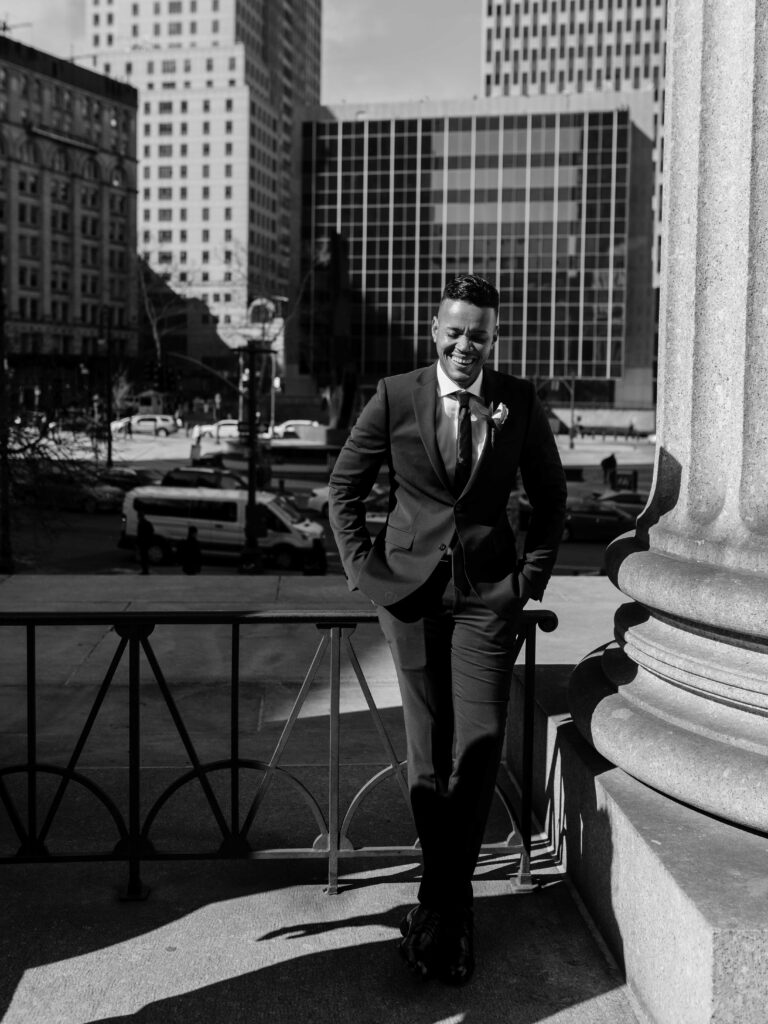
[295,92,655,408]
[79,0,321,343]
[0,36,138,416]
[483,0,667,282]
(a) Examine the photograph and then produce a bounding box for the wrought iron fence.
[0,607,557,897]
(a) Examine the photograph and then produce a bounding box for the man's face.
[431,299,498,387]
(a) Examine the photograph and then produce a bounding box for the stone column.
[570,0,768,833]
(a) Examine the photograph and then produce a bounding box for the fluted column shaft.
[570,0,768,832]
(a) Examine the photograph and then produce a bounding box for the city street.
[9,430,654,577]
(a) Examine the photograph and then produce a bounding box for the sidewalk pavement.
[0,574,643,1024]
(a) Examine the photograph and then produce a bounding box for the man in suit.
[329,273,567,984]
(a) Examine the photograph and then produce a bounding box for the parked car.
[308,482,388,519]
[96,466,163,492]
[21,461,124,513]
[517,487,648,533]
[594,489,649,518]
[191,419,241,442]
[161,466,248,490]
[271,419,321,438]
[561,497,637,542]
[119,486,326,572]
[111,414,181,437]
[190,449,271,488]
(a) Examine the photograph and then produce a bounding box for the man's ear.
[431,315,439,342]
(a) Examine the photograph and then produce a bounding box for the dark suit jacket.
[329,363,567,618]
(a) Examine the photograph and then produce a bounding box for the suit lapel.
[413,365,453,492]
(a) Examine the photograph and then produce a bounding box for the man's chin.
[444,362,479,385]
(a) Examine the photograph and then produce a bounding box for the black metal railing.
[0,607,557,897]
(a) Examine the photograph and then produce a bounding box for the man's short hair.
[440,273,499,313]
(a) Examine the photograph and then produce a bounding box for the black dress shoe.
[439,909,475,985]
[398,904,443,978]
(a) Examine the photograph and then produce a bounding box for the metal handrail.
[0,606,557,898]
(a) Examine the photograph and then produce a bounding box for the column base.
[569,642,768,833]
[506,667,768,1024]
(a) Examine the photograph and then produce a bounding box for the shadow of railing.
[0,607,557,900]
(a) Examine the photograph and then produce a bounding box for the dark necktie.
[454,390,473,495]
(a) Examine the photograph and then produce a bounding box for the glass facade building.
[483,0,667,286]
[296,94,654,399]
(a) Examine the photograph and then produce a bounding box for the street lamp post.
[236,297,283,571]
[240,337,263,573]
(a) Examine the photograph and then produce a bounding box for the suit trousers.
[376,559,522,915]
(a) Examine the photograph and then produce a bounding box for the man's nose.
[455,334,472,350]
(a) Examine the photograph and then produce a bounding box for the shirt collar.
[436,361,484,399]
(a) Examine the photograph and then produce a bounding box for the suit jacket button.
[439,543,447,551]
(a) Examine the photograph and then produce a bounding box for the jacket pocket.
[384,522,414,550]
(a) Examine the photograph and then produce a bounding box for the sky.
[0,0,483,104]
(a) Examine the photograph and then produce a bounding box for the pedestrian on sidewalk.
[178,526,202,575]
[329,273,567,986]
[136,508,154,575]
[601,452,617,486]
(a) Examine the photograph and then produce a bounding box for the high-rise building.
[79,0,321,343]
[0,36,138,417]
[482,0,667,283]
[295,92,655,410]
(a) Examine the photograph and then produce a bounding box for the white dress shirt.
[435,362,488,480]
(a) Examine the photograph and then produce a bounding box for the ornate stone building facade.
[0,37,138,415]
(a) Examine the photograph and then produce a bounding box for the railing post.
[19,624,47,856]
[514,617,538,891]
[325,625,342,894]
[218,623,250,856]
[115,622,153,901]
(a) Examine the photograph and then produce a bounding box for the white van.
[119,486,326,573]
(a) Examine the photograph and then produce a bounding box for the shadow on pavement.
[0,859,629,1024]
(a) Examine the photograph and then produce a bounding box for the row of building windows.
[142,163,238,180]
[114,52,235,78]
[486,0,662,26]
[0,69,131,134]
[143,97,234,114]
[126,0,221,14]
[143,120,236,135]
[488,26,664,64]
[93,19,225,48]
